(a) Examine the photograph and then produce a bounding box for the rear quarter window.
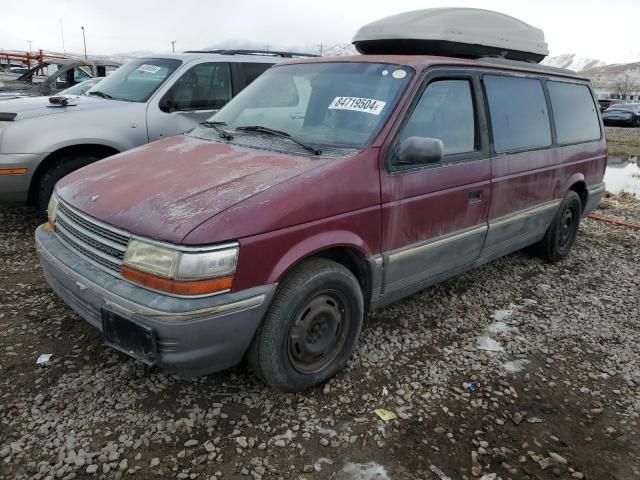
[242,63,273,85]
[484,75,552,153]
[547,81,601,144]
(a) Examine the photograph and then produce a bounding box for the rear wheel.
[248,258,364,392]
[535,191,582,262]
[35,153,100,212]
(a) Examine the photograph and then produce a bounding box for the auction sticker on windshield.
[329,97,387,115]
[137,64,162,74]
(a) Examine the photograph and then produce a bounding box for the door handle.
[468,190,483,203]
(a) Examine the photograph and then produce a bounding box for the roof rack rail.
[184,49,320,58]
[477,56,576,75]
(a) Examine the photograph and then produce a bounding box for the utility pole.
[171,40,176,53]
[264,44,271,52]
[60,18,66,53]
[80,26,87,59]
[27,40,32,53]
[317,42,324,56]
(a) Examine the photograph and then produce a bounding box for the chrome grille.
[55,201,131,274]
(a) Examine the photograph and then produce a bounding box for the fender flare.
[556,172,586,199]
[266,229,373,285]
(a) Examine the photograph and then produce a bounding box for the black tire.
[248,258,364,392]
[35,153,100,212]
[536,191,582,262]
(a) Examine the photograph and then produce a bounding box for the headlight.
[122,240,179,278]
[47,194,59,228]
[122,239,238,296]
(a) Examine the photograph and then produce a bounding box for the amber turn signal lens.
[122,266,233,296]
[0,168,27,175]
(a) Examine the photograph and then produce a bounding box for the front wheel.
[248,258,364,392]
[35,153,100,212]
[535,191,582,262]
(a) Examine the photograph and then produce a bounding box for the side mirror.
[398,136,444,166]
[159,97,174,113]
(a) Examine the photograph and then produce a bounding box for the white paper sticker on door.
[137,64,162,74]
[328,96,387,115]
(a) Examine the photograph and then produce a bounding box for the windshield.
[86,58,181,102]
[207,62,414,149]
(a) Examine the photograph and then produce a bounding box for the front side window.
[161,62,231,111]
[73,67,91,83]
[86,58,182,102]
[548,82,600,144]
[484,75,552,153]
[396,79,476,159]
[206,62,413,150]
[54,69,70,89]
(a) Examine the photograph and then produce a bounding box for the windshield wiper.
[200,121,234,141]
[87,90,113,99]
[236,125,322,156]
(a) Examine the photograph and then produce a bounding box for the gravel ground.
[1,196,639,480]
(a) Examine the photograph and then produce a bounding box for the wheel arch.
[559,173,588,212]
[569,181,588,212]
[266,234,375,311]
[28,144,120,202]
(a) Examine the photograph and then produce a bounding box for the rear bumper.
[0,152,45,203]
[35,225,276,376]
[584,181,606,217]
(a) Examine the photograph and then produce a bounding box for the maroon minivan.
[36,54,606,391]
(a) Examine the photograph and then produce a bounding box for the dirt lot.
[606,126,640,156]
[1,194,640,480]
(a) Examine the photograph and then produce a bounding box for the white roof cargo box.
[353,8,549,63]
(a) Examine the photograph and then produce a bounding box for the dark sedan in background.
[598,98,626,113]
[602,103,640,127]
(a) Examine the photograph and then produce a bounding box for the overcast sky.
[2,0,639,63]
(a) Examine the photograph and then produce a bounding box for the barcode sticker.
[137,64,161,74]
[328,96,386,115]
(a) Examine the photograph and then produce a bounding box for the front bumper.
[35,225,276,376]
[0,152,46,202]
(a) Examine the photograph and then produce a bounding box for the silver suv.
[0,50,310,208]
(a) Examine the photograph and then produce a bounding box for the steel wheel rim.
[288,290,350,374]
[558,205,576,250]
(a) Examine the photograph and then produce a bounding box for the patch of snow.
[605,157,640,195]
[36,353,53,365]
[542,54,607,72]
[503,359,530,373]
[490,309,513,322]
[333,462,390,480]
[317,426,337,438]
[487,322,513,335]
[474,336,504,352]
[314,457,334,472]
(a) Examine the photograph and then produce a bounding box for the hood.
[0,95,114,120]
[0,80,33,92]
[0,85,38,100]
[56,135,331,244]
